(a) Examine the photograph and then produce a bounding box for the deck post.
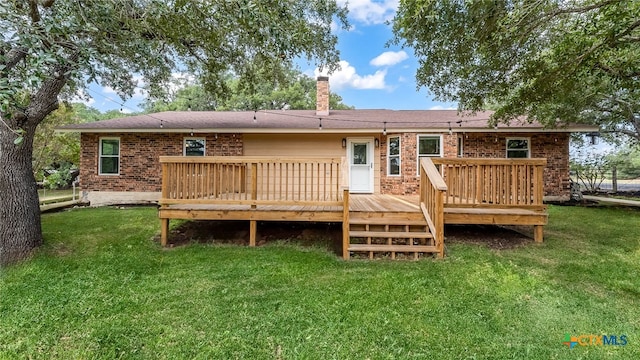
[160,218,169,247]
[251,163,258,209]
[249,220,257,246]
[534,225,544,243]
[475,165,482,204]
[342,189,350,260]
[435,191,445,258]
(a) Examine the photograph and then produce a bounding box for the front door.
[348,138,374,193]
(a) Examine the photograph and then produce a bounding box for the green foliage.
[44,162,76,190]
[12,128,25,145]
[32,103,81,180]
[2,0,349,118]
[143,84,218,112]
[606,144,640,179]
[1,0,349,133]
[32,102,130,182]
[0,206,638,358]
[392,0,640,141]
[571,148,611,192]
[143,70,354,112]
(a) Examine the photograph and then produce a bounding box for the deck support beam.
[534,225,544,243]
[342,189,350,260]
[160,218,169,247]
[249,220,257,246]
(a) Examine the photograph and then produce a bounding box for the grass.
[1,205,639,359]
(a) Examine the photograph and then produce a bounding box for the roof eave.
[56,125,599,134]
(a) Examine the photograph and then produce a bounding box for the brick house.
[60,77,596,206]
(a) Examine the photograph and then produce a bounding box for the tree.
[32,102,83,182]
[0,0,348,266]
[143,84,219,112]
[392,0,640,142]
[143,70,354,112]
[32,102,109,188]
[571,149,611,193]
[606,144,640,180]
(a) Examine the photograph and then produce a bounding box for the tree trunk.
[0,127,43,267]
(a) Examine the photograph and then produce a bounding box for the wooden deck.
[158,156,549,259]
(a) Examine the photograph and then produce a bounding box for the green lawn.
[1,205,638,359]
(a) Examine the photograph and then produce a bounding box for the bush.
[44,163,77,190]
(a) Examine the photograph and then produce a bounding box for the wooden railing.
[160,156,348,207]
[432,158,547,209]
[419,158,448,258]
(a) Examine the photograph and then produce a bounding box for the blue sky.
[86,0,457,113]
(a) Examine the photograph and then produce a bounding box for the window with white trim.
[387,136,401,176]
[506,138,530,158]
[417,135,442,174]
[99,138,120,175]
[184,137,206,156]
[457,136,464,157]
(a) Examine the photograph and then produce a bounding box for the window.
[99,138,120,175]
[388,136,401,176]
[457,136,464,157]
[506,138,530,158]
[184,137,206,156]
[417,135,442,174]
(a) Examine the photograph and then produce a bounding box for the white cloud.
[428,105,457,110]
[337,0,398,25]
[102,74,147,101]
[166,72,196,94]
[71,89,96,107]
[316,60,387,90]
[370,51,408,67]
[102,85,117,95]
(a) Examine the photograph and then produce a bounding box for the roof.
[57,109,598,134]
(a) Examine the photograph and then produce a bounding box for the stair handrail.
[419,158,448,258]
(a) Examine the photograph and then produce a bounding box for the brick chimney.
[316,76,330,116]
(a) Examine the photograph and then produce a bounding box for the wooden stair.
[347,212,437,259]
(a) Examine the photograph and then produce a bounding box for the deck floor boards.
[159,193,548,248]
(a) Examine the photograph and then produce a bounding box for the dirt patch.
[444,224,533,250]
[160,220,534,253]
[163,220,343,253]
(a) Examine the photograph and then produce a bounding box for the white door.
[348,139,374,193]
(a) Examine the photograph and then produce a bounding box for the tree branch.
[619,36,640,43]
[594,62,640,79]
[517,0,623,45]
[547,0,621,17]
[28,0,41,23]
[25,52,79,126]
[609,18,640,45]
[568,18,640,71]
[4,46,28,71]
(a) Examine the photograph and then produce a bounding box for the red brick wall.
[461,132,570,198]
[380,133,458,195]
[379,132,570,199]
[81,131,570,199]
[80,133,243,192]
